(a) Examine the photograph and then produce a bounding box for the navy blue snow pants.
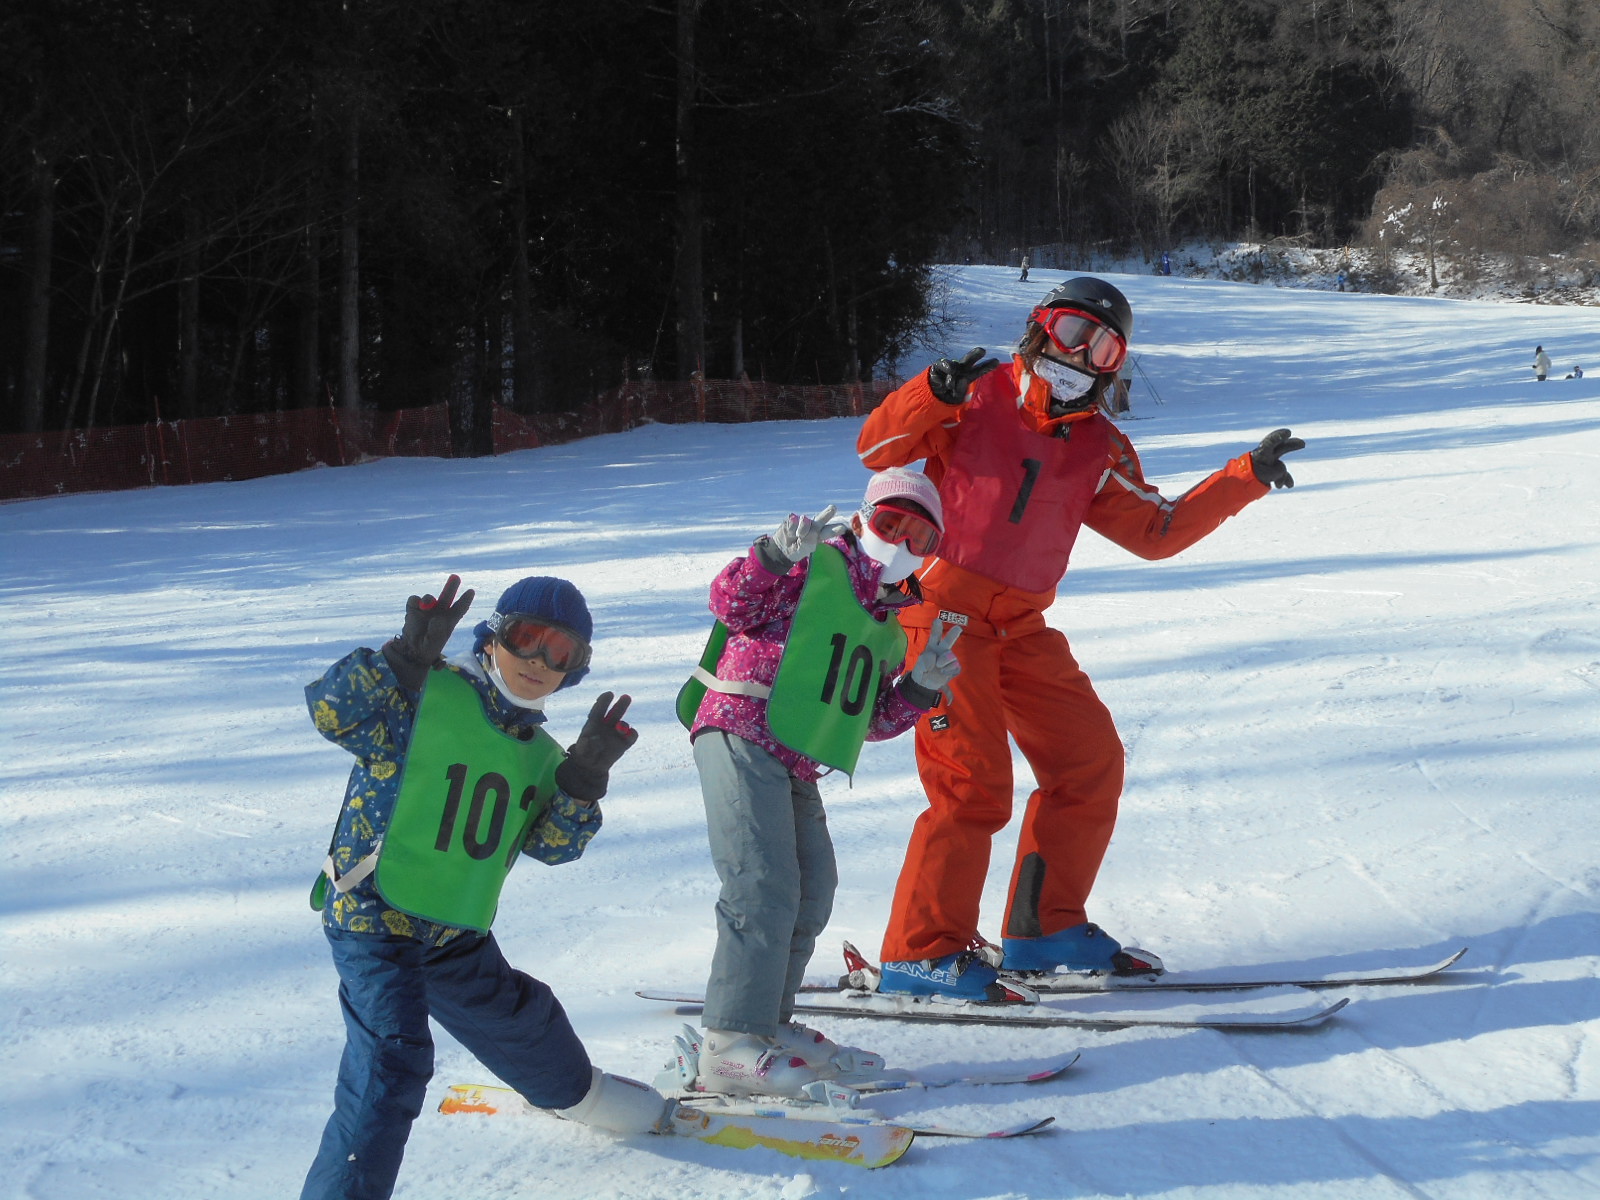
[300,926,591,1200]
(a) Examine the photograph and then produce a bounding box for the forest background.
[3,0,1598,444]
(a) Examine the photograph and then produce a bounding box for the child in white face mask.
[681,467,959,1099]
[851,467,946,587]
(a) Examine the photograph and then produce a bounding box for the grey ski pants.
[694,730,836,1037]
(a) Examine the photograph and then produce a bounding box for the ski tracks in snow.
[1223,1000,1599,1198]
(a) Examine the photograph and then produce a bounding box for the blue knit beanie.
[471,576,593,691]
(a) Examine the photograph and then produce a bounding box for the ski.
[814,941,1467,996]
[439,1083,913,1169]
[999,947,1470,994]
[848,1051,1078,1094]
[666,1049,1079,1099]
[635,987,1351,1030]
[677,1096,1056,1140]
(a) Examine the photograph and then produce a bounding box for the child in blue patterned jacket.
[300,573,663,1200]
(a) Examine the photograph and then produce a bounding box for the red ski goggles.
[1030,306,1128,373]
[867,501,942,557]
[491,615,591,672]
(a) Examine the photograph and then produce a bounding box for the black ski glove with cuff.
[1250,428,1306,489]
[382,574,475,692]
[927,348,999,405]
[554,692,638,803]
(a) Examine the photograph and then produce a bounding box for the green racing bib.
[677,620,733,731]
[766,544,908,776]
[375,668,563,932]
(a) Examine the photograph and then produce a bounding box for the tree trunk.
[223,307,251,415]
[473,313,497,454]
[293,205,321,410]
[822,226,841,381]
[674,0,705,381]
[337,110,361,412]
[20,153,55,433]
[509,109,539,411]
[178,209,201,419]
[83,207,142,432]
[846,297,861,383]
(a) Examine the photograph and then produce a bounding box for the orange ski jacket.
[857,357,1268,637]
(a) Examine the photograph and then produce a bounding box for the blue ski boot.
[878,949,1006,1000]
[1002,922,1164,976]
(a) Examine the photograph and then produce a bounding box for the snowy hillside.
[4,266,1600,1199]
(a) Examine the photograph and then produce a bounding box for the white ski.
[1001,948,1470,993]
[636,985,1350,1029]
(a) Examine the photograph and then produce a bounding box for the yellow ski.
[440,1083,914,1169]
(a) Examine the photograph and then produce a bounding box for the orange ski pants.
[879,621,1124,963]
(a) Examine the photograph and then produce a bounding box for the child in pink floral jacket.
[685,468,963,1098]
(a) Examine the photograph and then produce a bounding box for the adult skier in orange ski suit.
[858,277,1305,998]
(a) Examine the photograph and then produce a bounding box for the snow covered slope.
[4,266,1599,1199]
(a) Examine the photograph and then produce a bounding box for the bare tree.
[19,150,56,433]
[675,0,706,381]
[336,108,361,414]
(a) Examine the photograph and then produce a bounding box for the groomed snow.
[3,266,1599,1199]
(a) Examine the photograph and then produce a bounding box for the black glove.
[1250,428,1306,489]
[382,574,475,691]
[554,692,638,803]
[927,347,999,405]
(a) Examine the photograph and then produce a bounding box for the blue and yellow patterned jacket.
[306,647,602,946]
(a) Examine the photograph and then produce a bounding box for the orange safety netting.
[0,378,894,503]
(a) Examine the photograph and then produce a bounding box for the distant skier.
[300,575,662,1200]
[857,277,1305,999]
[1019,254,1030,282]
[1534,346,1552,381]
[1567,365,1583,379]
[682,469,960,1095]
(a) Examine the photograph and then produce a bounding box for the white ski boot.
[556,1068,673,1134]
[695,1029,824,1098]
[774,1022,885,1081]
[657,1025,863,1108]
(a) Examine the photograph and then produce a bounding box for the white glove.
[770,504,846,565]
[909,618,962,704]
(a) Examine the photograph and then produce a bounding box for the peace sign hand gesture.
[555,692,639,803]
[383,574,476,691]
[908,618,963,705]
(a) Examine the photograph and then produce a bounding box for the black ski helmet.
[1036,277,1134,343]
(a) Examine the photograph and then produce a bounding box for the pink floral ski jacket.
[689,533,932,781]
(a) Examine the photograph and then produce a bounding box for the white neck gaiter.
[859,526,925,584]
[1032,356,1097,411]
[481,654,548,710]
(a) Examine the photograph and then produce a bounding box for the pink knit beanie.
[860,466,943,531]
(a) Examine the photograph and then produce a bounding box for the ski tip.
[884,1128,917,1166]
[1283,996,1351,1027]
[1030,1052,1082,1080]
[1010,1116,1057,1136]
[842,940,872,973]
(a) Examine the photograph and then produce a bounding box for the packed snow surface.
[4,267,1600,1199]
